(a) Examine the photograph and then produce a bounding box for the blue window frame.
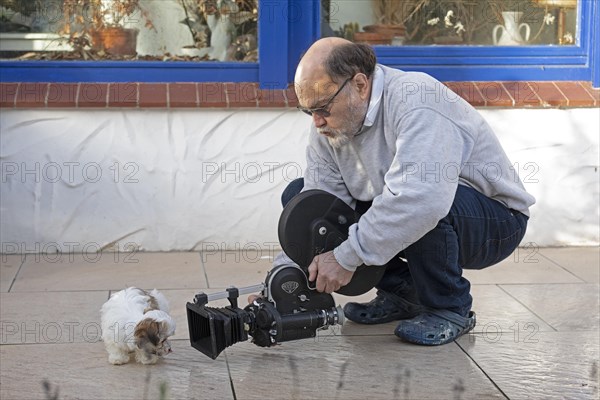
[1,0,598,88]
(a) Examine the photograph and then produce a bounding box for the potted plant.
[62,0,153,56]
[355,0,414,45]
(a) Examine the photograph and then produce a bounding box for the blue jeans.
[282,178,529,317]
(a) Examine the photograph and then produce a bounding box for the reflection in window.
[323,0,578,46]
[0,0,258,61]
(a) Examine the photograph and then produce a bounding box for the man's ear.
[353,73,370,100]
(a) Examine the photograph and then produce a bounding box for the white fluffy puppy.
[100,287,176,365]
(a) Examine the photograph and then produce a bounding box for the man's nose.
[312,113,327,128]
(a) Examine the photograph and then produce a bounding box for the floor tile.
[500,283,600,331]
[0,291,109,344]
[225,336,504,399]
[469,285,555,335]
[463,247,583,284]
[11,252,206,292]
[0,255,23,292]
[202,250,273,288]
[0,340,233,400]
[538,247,600,283]
[318,318,398,339]
[457,330,599,399]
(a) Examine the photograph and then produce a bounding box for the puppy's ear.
[134,318,160,349]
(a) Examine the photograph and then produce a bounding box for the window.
[0,0,258,61]
[0,0,598,88]
[325,0,579,46]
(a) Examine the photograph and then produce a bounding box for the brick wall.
[1,81,598,109]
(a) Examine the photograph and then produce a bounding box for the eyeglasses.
[297,78,352,118]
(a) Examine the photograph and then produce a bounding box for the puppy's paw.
[135,349,159,365]
[139,355,159,365]
[108,353,130,365]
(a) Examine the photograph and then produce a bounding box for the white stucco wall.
[0,108,598,254]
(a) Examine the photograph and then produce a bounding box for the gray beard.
[319,96,368,149]
[324,130,352,149]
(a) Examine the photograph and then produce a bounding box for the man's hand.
[308,251,354,293]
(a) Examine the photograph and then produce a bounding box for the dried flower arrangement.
[402,0,560,45]
[61,0,154,56]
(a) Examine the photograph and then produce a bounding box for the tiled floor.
[0,247,598,400]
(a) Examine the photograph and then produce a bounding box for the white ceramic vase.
[493,11,531,46]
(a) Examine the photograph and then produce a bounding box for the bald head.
[294,39,377,108]
[295,37,352,85]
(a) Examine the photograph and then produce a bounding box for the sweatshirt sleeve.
[334,107,476,269]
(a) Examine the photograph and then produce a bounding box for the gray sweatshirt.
[283,65,535,272]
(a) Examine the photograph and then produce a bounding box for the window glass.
[0,0,258,61]
[323,0,578,46]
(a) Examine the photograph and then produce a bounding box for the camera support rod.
[192,283,266,310]
[200,284,266,302]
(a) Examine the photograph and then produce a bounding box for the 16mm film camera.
[186,190,385,359]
